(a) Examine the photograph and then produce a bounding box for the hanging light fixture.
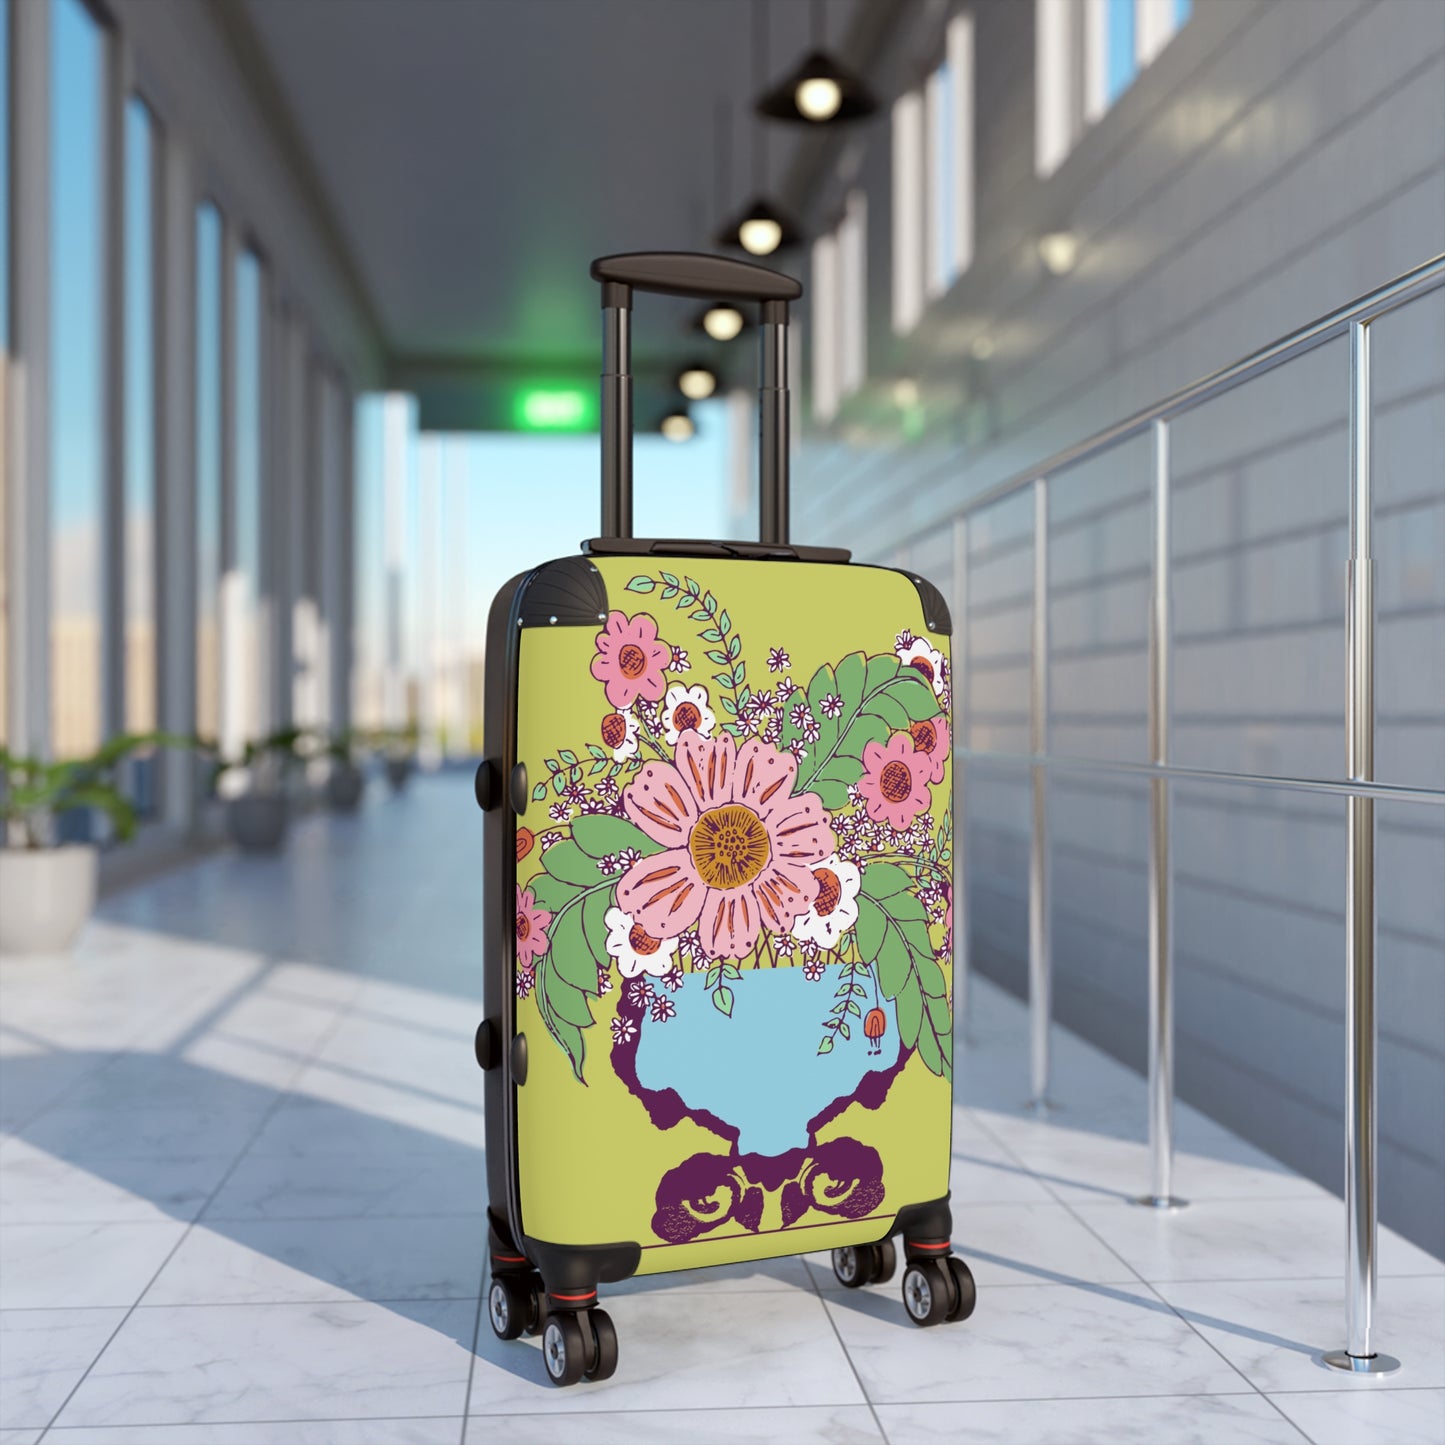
[693,304,747,342]
[676,362,719,401]
[716,2,801,257]
[660,410,696,442]
[755,0,876,124]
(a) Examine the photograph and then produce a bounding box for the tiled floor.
[1,773,1442,1444]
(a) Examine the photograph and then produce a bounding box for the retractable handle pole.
[591,252,803,545]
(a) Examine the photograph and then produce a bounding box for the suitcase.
[474,251,974,1386]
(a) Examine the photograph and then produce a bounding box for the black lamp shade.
[755,49,877,124]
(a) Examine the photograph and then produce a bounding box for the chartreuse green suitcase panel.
[512,555,954,1275]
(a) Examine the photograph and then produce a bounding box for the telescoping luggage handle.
[591,252,801,547]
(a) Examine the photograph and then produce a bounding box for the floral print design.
[618,733,834,960]
[591,611,672,710]
[516,572,954,1099]
[857,732,933,833]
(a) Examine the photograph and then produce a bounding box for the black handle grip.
[591,251,803,305]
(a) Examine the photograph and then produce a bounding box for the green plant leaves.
[855,862,952,1082]
[570,814,662,861]
[783,652,941,808]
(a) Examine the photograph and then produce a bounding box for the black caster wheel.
[902,1260,952,1327]
[523,1275,548,1337]
[832,1246,870,1288]
[584,1306,619,1381]
[542,1313,587,1387]
[871,1239,897,1284]
[945,1256,977,1322]
[487,1274,528,1341]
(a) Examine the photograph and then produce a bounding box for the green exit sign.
[515,387,594,432]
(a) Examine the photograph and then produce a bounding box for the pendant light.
[676,363,719,401]
[716,1,801,257]
[755,0,876,124]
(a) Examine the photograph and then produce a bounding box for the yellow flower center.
[688,803,771,891]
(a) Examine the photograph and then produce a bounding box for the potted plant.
[0,732,185,955]
[220,727,308,853]
[325,729,366,812]
[382,723,419,793]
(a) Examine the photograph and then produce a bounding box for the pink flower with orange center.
[857,732,932,833]
[907,713,951,784]
[514,885,551,972]
[590,611,672,710]
[616,733,835,960]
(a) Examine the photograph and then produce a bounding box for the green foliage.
[0,732,193,849]
[854,861,953,1081]
[779,652,940,808]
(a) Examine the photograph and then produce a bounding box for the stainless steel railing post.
[1028,477,1056,1111]
[1325,320,1399,1374]
[1136,418,1188,1209]
[952,513,971,1040]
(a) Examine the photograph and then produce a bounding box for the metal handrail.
[942,252,1445,1374]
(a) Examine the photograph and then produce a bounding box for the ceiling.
[235,0,886,391]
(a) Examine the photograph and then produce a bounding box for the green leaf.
[916,1016,944,1076]
[545,758,562,774]
[717,609,731,634]
[558,749,578,765]
[626,576,656,593]
[661,571,680,589]
[733,661,746,688]
[835,652,866,716]
[551,774,566,796]
[876,932,910,997]
[894,675,941,722]
[713,672,734,690]
[535,969,587,1082]
[527,872,582,913]
[548,903,604,995]
[720,698,737,715]
[838,1021,850,1041]
[571,813,662,860]
[914,953,948,998]
[531,782,548,802]
[925,991,952,1035]
[543,974,593,1035]
[817,1037,834,1055]
[865,691,911,731]
[855,895,886,960]
[895,977,924,1049]
[861,861,912,899]
[865,654,901,691]
[582,886,614,969]
[701,628,723,643]
[542,841,606,887]
[705,649,730,666]
[726,634,741,659]
[713,984,734,1017]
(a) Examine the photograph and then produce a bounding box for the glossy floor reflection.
[1,773,1441,1444]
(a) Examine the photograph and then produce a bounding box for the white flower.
[897,637,946,698]
[604,906,680,979]
[791,854,862,949]
[661,683,716,746]
[600,707,640,762]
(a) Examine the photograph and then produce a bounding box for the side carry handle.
[590,251,802,547]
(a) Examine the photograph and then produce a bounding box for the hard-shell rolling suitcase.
[475,252,975,1386]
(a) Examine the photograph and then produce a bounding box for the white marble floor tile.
[0,1430,43,1444]
[804,1202,1138,1293]
[875,1394,1312,1444]
[1155,1276,1445,1393]
[0,1139,231,1225]
[0,1043,111,1132]
[463,1405,885,1443]
[276,1062,485,1154]
[16,1100,271,1162]
[144,1215,485,1305]
[1268,1386,1445,1444]
[51,1300,477,1428]
[43,1418,465,1444]
[0,1308,125,1429]
[309,1014,481,1108]
[948,1133,1059,1206]
[1071,1197,1445,1283]
[202,1145,485,1221]
[467,1288,865,1414]
[825,1280,1245,1404]
[0,1222,186,1309]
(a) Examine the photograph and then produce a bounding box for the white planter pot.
[0,844,99,955]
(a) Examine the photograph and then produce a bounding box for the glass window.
[234,247,263,741]
[124,98,156,740]
[0,0,10,747]
[1106,0,1137,106]
[49,0,106,761]
[890,90,925,335]
[195,202,222,745]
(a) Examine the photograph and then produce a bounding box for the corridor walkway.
[1,774,1441,1443]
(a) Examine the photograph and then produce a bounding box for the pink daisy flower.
[514,885,551,971]
[857,732,932,833]
[616,732,835,960]
[590,611,672,710]
[907,714,951,784]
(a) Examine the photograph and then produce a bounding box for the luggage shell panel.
[507,553,954,1276]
